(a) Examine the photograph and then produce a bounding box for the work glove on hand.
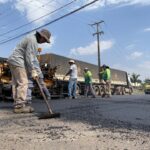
[31,70,38,79]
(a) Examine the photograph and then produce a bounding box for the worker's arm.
[63,69,72,80]
[33,56,44,79]
[25,38,38,78]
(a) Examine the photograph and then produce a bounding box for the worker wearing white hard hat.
[63,59,78,99]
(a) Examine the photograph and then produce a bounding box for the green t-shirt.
[84,71,92,84]
[101,68,111,80]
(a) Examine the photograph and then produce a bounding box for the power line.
[0,0,56,29]
[0,0,76,37]
[0,0,99,45]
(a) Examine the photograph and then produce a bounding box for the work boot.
[72,96,77,99]
[14,105,34,113]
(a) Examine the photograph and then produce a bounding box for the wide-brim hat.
[69,59,75,63]
[37,29,51,43]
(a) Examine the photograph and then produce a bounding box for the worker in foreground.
[63,60,78,99]
[8,29,51,113]
[84,68,96,98]
[100,65,111,98]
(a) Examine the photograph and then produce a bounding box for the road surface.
[0,95,150,150]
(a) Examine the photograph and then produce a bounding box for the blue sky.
[0,0,150,80]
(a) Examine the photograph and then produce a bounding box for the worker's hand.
[31,70,38,79]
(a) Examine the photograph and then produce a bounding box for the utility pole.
[90,20,104,81]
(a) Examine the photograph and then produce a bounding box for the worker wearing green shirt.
[84,68,96,98]
[101,65,111,98]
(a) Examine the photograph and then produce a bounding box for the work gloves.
[31,70,38,79]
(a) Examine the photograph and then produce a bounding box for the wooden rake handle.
[35,78,53,114]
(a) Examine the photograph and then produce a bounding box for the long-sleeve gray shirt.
[8,34,38,73]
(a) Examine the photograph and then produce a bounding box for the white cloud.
[106,0,150,6]
[76,0,105,11]
[128,51,143,60]
[70,40,114,56]
[14,0,57,25]
[1,0,150,26]
[144,28,150,32]
[80,0,150,11]
[39,36,55,53]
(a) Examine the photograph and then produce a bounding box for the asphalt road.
[0,95,150,150]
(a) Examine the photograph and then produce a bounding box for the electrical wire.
[0,0,77,37]
[0,0,99,45]
[0,0,56,29]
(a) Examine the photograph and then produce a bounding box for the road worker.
[63,60,78,99]
[8,29,51,113]
[84,68,96,98]
[101,65,111,98]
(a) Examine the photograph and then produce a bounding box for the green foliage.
[130,73,141,83]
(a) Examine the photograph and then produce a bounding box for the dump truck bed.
[39,53,128,86]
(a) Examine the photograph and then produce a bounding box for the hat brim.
[37,31,50,43]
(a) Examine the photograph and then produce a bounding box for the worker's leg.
[72,78,77,98]
[68,78,73,98]
[89,83,96,98]
[26,78,34,104]
[10,65,28,106]
[106,80,111,97]
[84,84,89,97]
[9,65,34,113]
[11,74,17,101]
[38,78,51,99]
[101,80,107,97]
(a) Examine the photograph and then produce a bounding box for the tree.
[130,73,141,86]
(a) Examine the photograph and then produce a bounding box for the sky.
[0,0,150,81]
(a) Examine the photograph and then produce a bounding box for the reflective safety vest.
[84,70,92,84]
[101,68,111,80]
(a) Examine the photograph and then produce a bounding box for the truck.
[0,53,133,100]
[38,53,133,97]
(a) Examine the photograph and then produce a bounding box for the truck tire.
[99,85,105,96]
[129,88,133,95]
[76,84,80,96]
[93,85,100,96]
[122,87,125,95]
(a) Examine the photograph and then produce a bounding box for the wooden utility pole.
[90,20,104,81]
